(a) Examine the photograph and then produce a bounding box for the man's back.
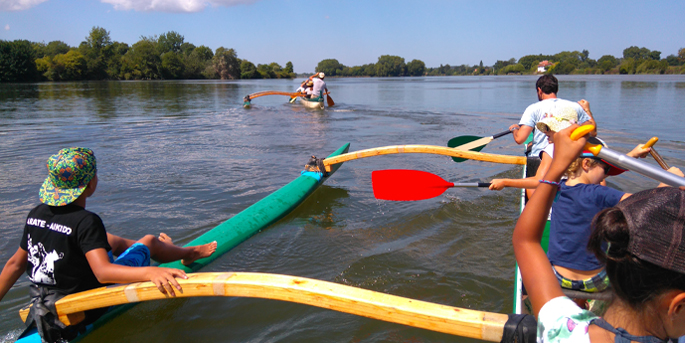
[312,78,326,97]
[520,98,590,157]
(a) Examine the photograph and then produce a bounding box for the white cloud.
[101,0,259,13]
[0,0,49,11]
[4,24,9,30]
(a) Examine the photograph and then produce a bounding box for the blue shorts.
[108,243,151,267]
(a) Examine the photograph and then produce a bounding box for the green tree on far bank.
[0,40,38,82]
[406,59,425,76]
[316,59,345,76]
[375,55,405,76]
[213,47,240,79]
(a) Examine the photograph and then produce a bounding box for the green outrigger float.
[16,143,351,343]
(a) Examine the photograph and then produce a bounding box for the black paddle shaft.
[492,129,514,139]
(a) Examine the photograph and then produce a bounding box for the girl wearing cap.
[514,125,685,342]
[547,140,681,303]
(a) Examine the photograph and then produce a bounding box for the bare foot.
[182,241,218,266]
[158,233,173,245]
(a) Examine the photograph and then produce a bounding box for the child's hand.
[577,99,591,114]
[489,179,506,191]
[146,267,188,297]
[627,144,651,158]
[667,166,684,177]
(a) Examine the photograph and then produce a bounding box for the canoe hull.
[298,97,325,110]
[16,143,351,342]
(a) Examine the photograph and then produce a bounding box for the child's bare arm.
[0,248,28,302]
[627,144,651,159]
[85,248,187,296]
[509,124,533,144]
[513,125,588,317]
[657,167,684,188]
[489,177,539,191]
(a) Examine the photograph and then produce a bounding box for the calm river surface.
[1,75,684,342]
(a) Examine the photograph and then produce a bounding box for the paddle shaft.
[569,125,685,187]
[650,149,670,170]
[453,130,513,150]
[451,182,492,187]
[20,272,513,342]
[641,137,670,170]
[595,148,684,186]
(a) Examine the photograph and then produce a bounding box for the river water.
[1,75,684,343]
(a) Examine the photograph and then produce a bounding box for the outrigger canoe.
[16,143,351,343]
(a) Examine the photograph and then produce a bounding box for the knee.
[137,234,157,247]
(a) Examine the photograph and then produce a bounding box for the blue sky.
[1,0,683,73]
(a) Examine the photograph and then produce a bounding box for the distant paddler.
[290,80,314,103]
[308,72,328,102]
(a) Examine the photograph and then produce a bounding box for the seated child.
[0,147,217,341]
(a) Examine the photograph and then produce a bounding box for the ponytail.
[590,207,685,309]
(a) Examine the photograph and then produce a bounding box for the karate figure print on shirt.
[27,234,64,285]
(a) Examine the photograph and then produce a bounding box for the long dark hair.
[588,207,685,309]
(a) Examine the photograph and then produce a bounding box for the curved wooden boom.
[20,272,509,342]
[322,145,526,172]
[246,91,301,99]
[246,91,331,100]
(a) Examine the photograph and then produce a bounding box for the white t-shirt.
[311,78,327,97]
[542,143,554,159]
[537,296,597,343]
[520,98,591,158]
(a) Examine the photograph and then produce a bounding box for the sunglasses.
[598,162,611,175]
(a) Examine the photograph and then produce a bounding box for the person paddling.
[513,126,685,342]
[0,147,217,342]
[309,72,328,102]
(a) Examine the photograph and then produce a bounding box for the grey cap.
[617,187,685,273]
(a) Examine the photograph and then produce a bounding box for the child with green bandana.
[0,147,217,342]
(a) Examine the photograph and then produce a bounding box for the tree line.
[315,47,685,77]
[0,27,296,82]
[2,27,684,82]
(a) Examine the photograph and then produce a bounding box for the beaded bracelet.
[539,179,560,186]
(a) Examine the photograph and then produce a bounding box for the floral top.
[537,296,598,343]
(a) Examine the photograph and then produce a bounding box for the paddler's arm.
[513,124,587,317]
[85,248,187,296]
[0,247,28,302]
[509,124,533,144]
[489,177,539,191]
[577,99,597,137]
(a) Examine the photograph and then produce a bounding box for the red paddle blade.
[372,169,454,201]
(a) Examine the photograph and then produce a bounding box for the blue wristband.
[539,179,560,186]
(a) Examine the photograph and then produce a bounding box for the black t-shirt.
[20,203,112,294]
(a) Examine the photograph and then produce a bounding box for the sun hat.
[536,106,578,133]
[39,147,97,206]
[306,81,313,86]
[318,72,325,79]
[616,187,685,273]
